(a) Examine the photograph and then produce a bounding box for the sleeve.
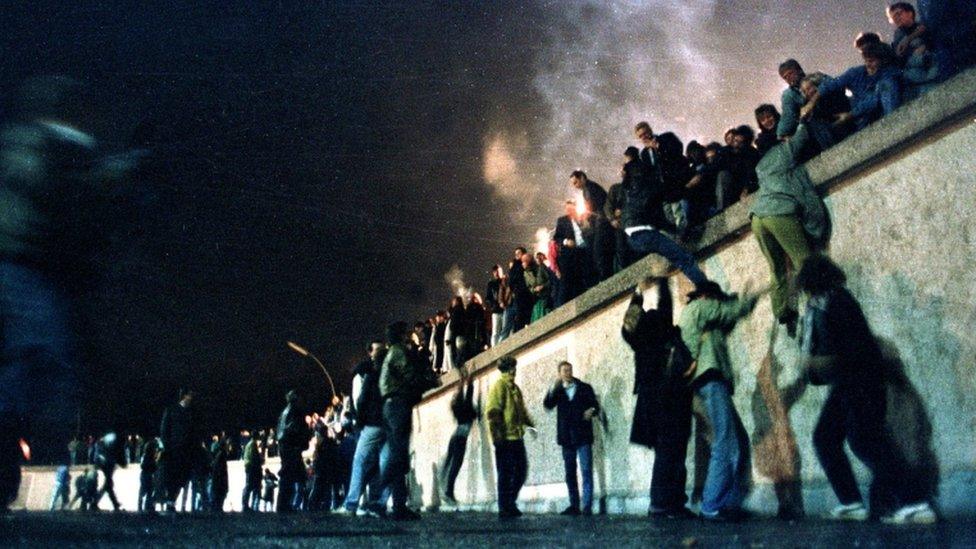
[679,306,702,361]
[776,88,802,138]
[621,293,644,347]
[542,385,561,410]
[484,381,503,423]
[708,296,760,331]
[781,124,810,166]
[379,346,405,398]
[817,67,852,100]
[585,384,600,412]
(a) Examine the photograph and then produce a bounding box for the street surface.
[2,511,973,548]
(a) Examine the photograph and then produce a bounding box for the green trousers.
[751,215,811,321]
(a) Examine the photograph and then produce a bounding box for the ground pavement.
[1,511,973,548]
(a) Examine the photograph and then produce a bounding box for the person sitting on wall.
[805,42,902,132]
[543,361,600,516]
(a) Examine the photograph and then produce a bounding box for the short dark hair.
[778,59,803,74]
[855,32,883,49]
[887,2,915,15]
[796,254,847,295]
[497,355,517,372]
[634,121,652,134]
[624,146,640,160]
[570,170,587,180]
[734,125,755,143]
[704,142,723,153]
[861,42,896,66]
[686,140,705,156]
[557,361,572,370]
[754,103,779,120]
[515,246,527,254]
[385,321,409,344]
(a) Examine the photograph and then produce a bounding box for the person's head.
[535,252,547,266]
[686,141,706,165]
[799,73,827,101]
[491,264,502,279]
[471,292,484,305]
[450,295,464,310]
[178,388,194,406]
[497,355,517,374]
[862,42,896,75]
[368,341,385,359]
[563,199,577,218]
[386,321,411,346]
[514,246,527,260]
[569,170,587,189]
[435,309,447,322]
[624,145,640,163]
[704,142,722,162]
[778,59,805,88]
[854,32,882,51]
[754,104,780,132]
[557,361,574,383]
[723,127,737,147]
[796,254,848,296]
[886,2,916,28]
[732,125,755,151]
[520,252,534,269]
[634,121,654,146]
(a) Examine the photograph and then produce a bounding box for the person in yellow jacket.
[485,356,534,519]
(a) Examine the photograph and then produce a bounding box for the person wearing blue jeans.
[626,229,709,287]
[678,280,762,521]
[695,380,749,518]
[543,361,600,515]
[343,425,386,512]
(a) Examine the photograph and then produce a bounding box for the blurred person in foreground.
[0,75,142,511]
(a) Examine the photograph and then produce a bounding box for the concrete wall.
[411,68,976,517]
[15,459,281,512]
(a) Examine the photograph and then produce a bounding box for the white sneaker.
[880,502,937,525]
[828,502,869,521]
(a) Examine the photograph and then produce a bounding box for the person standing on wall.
[543,361,599,516]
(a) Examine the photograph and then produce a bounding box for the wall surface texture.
[411,68,976,517]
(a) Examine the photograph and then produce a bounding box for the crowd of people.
[4,0,972,526]
[406,1,974,373]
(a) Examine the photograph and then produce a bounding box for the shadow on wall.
[875,337,941,513]
[749,325,808,519]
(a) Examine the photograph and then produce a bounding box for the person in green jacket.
[749,122,830,335]
[678,281,763,521]
[522,253,551,323]
[485,356,534,518]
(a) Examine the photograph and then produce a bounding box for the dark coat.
[355,360,384,427]
[621,291,691,449]
[277,404,310,450]
[542,379,599,447]
[581,180,608,217]
[160,403,194,456]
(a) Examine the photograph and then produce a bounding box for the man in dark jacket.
[209,437,229,512]
[371,321,438,520]
[160,389,195,512]
[553,201,597,305]
[622,278,694,518]
[508,248,532,333]
[276,390,310,513]
[342,342,388,514]
[543,362,600,516]
[93,431,127,511]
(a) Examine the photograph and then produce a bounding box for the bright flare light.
[287,341,310,357]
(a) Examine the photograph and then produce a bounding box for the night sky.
[0,1,890,435]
